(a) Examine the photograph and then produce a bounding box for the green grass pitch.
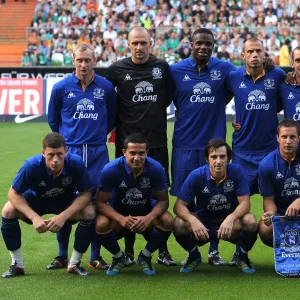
[0,122,294,300]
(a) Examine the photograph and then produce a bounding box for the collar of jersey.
[242,65,265,82]
[188,55,212,69]
[276,147,300,164]
[72,72,95,87]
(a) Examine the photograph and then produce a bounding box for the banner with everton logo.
[272,216,300,277]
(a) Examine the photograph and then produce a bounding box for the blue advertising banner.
[272,216,300,277]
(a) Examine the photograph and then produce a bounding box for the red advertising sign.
[0,79,43,115]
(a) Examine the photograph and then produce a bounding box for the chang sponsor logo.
[245,90,269,111]
[132,81,157,103]
[121,188,147,206]
[207,194,231,211]
[190,82,215,103]
[42,188,64,198]
[293,101,300,121]
[281,177,300,196]
[73,98,98,120]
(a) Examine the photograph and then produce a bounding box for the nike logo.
[15,114,42,123]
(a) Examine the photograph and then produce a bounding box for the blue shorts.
[113,204,152,217]
[170,147,206,196]
[68,145,109,199]
[232,152,267,196]
[23,190,76,216]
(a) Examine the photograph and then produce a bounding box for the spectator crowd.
[20,0,300,67]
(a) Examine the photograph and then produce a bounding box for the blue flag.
[272,216,300,277]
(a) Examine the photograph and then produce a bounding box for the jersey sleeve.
[235,165,250,196]
[48,82,63,133]
[259,162,274,197]
[151,165,168,192]
[178,170,198,204]
[98,166,118,192]
[106,81,117,134]
[11,161,33,193]
[167,67,176,107]
[106,65,117,87]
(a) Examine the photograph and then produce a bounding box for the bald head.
[128,26,152,64]
[128,26,150,42]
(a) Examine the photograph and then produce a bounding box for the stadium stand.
[0,0,300,67]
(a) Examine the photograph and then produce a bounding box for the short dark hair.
[292,46,300,60]
[42,133,66,149]
[191,28,214,42]
[243,37,264,51]
[277,118,300,136]
[123,133,148,149]
[204,138,232,161]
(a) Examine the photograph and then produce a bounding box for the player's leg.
[258,217,274,247]
[1,191,45,278]
[230,213,257,273]
[173,214,203,273]
[1,201,25,278]
[86,145,109,270]
[67,202,96,276]
[95,215,125,275]
[138,211,173,275]
[115,144,137,266]
[172,148,223,265]
[148,147,177,266]
[229,153,261,266]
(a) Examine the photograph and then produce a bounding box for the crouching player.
[1,133,95,278]
[259,119,300,246]
[173,139,257,273]
[95,133,173,275]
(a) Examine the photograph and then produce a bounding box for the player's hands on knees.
[45,214,67,233]
[262,212,274,226]
[120,215,137,229]
[190,218,209,241]
[285,204,300,218]
[130,215,152,233]
[32,216,48,233]
[218,216,234,240]
[232,116,241,131]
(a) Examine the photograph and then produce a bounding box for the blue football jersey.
[12,153,91,198]
[48,73,117,145]
[259,148,300,214]
[227,66,286,154]
[178,163,249,220]
[169,56,236,150]
[98,156,168,216]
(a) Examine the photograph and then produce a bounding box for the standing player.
[1,133,95,277]
[259,119,300,246]
[173,139,257,273]
[280,46,300,125]
[226,38,286,264]
[106,26,175,266]
[168,28,237,265]
[95,133,174,275]
[48,43,117,270]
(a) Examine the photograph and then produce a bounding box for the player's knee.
[258,219,273,247]
[159,211,174,231]
[242,213,257,232]
[2,202,18,218]
[173,217,188,234]
[80,203,95,219]
[96,215,111,234]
